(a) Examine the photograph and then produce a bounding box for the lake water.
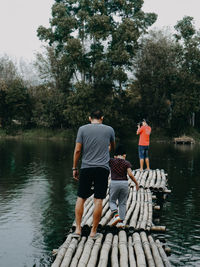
[0,139,200,267]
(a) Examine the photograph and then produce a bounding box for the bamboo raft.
[52,169,171,266]
[173,135,195,144]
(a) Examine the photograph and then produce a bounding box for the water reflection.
[0,140,200,266]
[0,139,76,267]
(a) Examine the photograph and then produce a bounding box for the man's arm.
[136,126,142,135]
[109,141,115,152]
[72,142,82,180]
[127,168,139,191]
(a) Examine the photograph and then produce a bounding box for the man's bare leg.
[75,197,86,234]
[90,198,103,237]
[145,157,150,170]
[140,158,144,171]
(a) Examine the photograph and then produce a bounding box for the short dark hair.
[90,110,103,119]
[143,118,149,125]
[114,145,126,156]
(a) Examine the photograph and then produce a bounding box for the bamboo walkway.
[52,169,171,267]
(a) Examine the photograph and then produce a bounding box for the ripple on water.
[190,245,200,252]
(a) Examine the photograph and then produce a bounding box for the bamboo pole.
[76,190,109,228]
[136,188,144,229]
[154,169,162,190]
[84,215,93,227]
[137,171,144,187]
[100,209,112,226]
[81,203,94,226]
[156,240,171,267]
[140,171,148,188]
[159,170,167,192]
[119,230,128,267]
[77,237,95,267]
[85,194,94,206]
[70,237,87,267]
[145,170,153,188]
[87,234,104,267]
[151,226,166,232]
[164,246,171,256]
[154,205,160,210]
[79,195,109,228]
[147,189,153,231]
[164,189,171,194]
[85,198,111,228]
[124,188,137,225]
[140,232,155,267]
[132,232,146,267]
[72,197,93,228]
[149,170,156,190]
[140,190,148,230]
[51,234,72,267]
[126,187,133,210]
[148,235,164,267]
[128,236,137,267]
[101,201,110,218]
[129,189,141,228]
[97,233,113,267]
[111,235,119,267]
[102,193,109,206]
[60,238,80,267]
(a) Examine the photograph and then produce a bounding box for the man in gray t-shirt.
[72,110,115,239]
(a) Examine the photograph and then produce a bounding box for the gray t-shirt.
[76,123,115,170]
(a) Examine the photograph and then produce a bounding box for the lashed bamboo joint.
[52,169,171,266]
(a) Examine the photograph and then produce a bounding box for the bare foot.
[74,227,81,235]
[89,231,96,238]
[89,233,101,240]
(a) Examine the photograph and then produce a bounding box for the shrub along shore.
[0,127,200,143]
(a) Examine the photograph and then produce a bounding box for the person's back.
[72,110,115,239]
[109,145,139,227]
[77,123,114,169]
[109,157,131,181]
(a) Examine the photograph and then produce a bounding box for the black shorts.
[78,167,109,199]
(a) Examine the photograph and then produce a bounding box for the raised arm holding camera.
[136,119,151,171]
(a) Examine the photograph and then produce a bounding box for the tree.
[132,30,180,129]
[173,16,200,130]
[5,79,32,127]
[37,0,157,129]
[0,56,32,128]
[30,84,68,128]
[0,55,18,84]
[34,46,74,92]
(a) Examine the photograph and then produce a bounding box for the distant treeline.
[0,0,200,137]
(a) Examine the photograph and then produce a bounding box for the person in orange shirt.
[136,119,151,171]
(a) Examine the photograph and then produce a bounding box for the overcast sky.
[0,0,200,61]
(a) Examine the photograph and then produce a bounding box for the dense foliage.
[36,0,157,134]
[1,0,200,138]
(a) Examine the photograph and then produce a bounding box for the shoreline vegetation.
[1,127,200,143]
[1,14,200,138]
[0,128,75,141]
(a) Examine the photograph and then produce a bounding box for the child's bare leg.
[140,158,144,171]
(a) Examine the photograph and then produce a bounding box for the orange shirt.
[137,125,151,146]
